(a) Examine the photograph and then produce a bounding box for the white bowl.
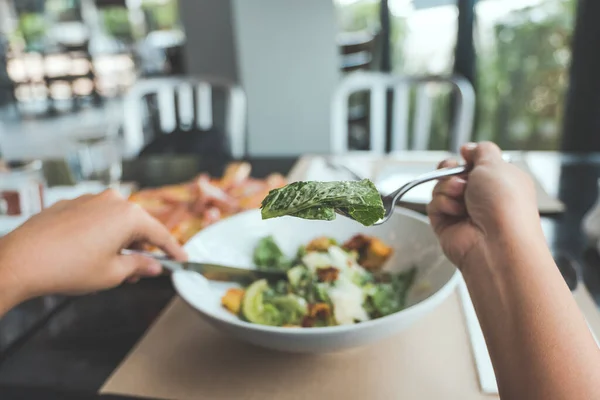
[173,208,459,353]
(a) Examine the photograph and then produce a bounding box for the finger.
[127,270,162,284]
[428,194,466,218]
[461,142,503,166]
[436,159,468,183]
[50,194,95,212]
[116,253,163,281]
[73,193,96,202]
[428,193,467,217]
[128,206,188,261]
[432,177,467,199]
[437,158,459,169]
[99,188,125,200]
[127,241,147,251]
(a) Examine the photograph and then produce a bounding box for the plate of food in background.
[129,162,286,244]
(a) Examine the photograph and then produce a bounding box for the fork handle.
[389,164,469,203]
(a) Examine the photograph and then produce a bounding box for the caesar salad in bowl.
[172,207,460,353]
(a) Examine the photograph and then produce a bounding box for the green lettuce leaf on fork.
[260,179,385,226]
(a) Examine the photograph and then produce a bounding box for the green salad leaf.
[242,279,283,326]
[269,294,308,326]
[391,268,417,299]
[370,283,402,317]
[366,268,417,317]
[296,245,307,259]
[287,265,306,288]
[242,279,308,326]
[260,179,385,226]
[253,236,292,270]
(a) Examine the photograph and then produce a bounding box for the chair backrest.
[331,71,475,154]
[122,76,246,159]
[337,31,378,73]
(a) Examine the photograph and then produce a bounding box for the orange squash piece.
[221,288,245,315]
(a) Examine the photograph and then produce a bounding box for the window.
[475,0,576,150]
[334,0,461,150]
[335,0,577,151]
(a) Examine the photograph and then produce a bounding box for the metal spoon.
[335,164,469,225]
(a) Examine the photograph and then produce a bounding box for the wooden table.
[0,152,599,399]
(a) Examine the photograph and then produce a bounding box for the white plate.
[173,208,459,353]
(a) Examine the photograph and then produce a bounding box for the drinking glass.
[67,136,123,186]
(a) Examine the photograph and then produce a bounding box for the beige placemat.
[101,291,489,400]
[100,285,600,400]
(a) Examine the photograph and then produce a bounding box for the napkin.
[457,278,498,394]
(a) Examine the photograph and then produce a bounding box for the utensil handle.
[120,249,181,272]
[390,164,469,203]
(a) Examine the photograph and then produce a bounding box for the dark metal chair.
[122,76,246,159]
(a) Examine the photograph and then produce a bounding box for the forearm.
[463,232,600,400]
[0,287,17,317]
[0,274,22,318]
[0,240,27,318]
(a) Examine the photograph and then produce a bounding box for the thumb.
[116,254,163,281]
[461,141,503,166]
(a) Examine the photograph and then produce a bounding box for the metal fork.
[335,164,469,225]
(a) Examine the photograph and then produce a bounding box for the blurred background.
[0,0,595,162]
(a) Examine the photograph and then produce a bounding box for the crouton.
[343,234,393,270]
[221,288,245,315]
[342,234,370,253]
[306,236,336,252]
[360,237,393,270]
[309,303,331,319]
[316,266,340,283]
[302,303,333,327]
